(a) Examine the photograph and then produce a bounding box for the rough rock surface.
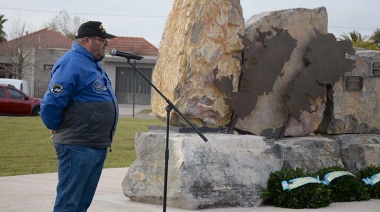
[323,50,380,134]
[331,134,380,172]
[152,0,244,128]
[235,7,328,137]
[122,132,346,209]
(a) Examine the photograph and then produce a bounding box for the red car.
[0,83,40,116]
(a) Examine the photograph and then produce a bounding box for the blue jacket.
[40,42,118,148]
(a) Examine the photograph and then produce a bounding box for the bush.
[357,165,380,199]
[353,41,379,50]
[316,166,370,202]
[265,167,331,209]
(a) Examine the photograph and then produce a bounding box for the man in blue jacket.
[40,21,119,212]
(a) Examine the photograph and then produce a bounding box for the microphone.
[109,49,143,60]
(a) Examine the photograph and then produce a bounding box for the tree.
[44,10,87,40]
[339,30,369,43]
[0,14,8,42]
[339,30,379,50]
[370,28,380,43]
[0,16,35,79]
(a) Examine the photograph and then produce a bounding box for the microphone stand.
[125,58,208,212]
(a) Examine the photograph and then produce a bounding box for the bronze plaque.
[343,75,363,91]
[371,61,380,76]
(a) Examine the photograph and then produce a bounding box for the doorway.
[115,67,152,105]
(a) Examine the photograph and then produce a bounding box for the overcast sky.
[0,0,378,47]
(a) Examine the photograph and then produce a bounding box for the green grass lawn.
[0,116,164,176]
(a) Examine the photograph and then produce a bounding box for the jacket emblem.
[93,78,104,93]
[51,84,63,94]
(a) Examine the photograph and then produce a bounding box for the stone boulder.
[235,7,328,138]
[332,134,380,172]
[152,0,244,128]
[322,50,380,134]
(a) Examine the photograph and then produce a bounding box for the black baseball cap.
[76,21,116,39]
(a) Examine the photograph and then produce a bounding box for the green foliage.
[316,166,370,202]
[357,165,380,199]
[339,30,369,43]
[370,28,380,43]
[0,116,164,176]
[266,167,331,209]
[353,41,379,50]
[0,14,8,42]
[340,30,380,50]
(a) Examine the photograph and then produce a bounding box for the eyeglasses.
[91,37,108,43]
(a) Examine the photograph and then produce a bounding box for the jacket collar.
[71,42,104,62]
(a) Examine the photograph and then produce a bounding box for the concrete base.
[121,132,376,209]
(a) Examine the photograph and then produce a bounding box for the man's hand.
[49,130,55,139]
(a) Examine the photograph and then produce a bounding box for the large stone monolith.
[152,0,244,128]
[235,7,328,137]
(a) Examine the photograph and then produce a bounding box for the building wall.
[22,48,69,98]
[103,56,157,104]
[22,49,157,102]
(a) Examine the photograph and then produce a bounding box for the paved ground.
[0,168,379,212]
[1,105,379,211]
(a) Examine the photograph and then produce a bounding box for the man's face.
[88,37,108,59]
